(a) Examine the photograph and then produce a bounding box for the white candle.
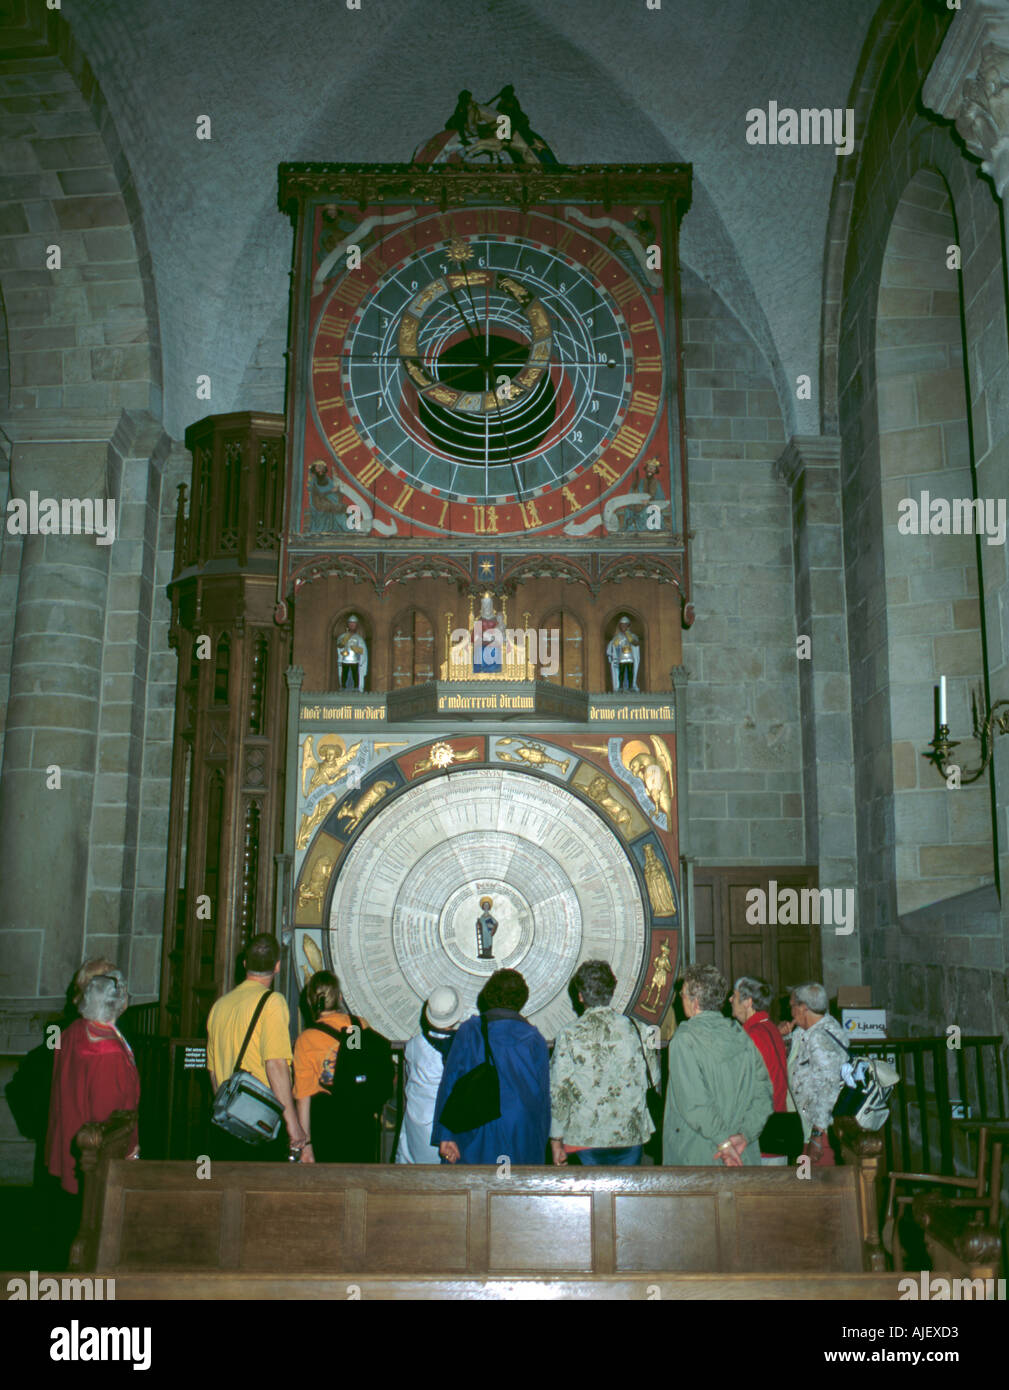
[939,675,947,727]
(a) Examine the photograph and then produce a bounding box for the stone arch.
[0,282,10,414]
[235,307,287,415]
[819,0,926,435]
[0,11,160,418]
[875,167,993,913]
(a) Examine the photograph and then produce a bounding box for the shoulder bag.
[631,1017,663,1128]
[438,1013,501,1135]
[211,991,285,1145]
[753,1019,803,1159]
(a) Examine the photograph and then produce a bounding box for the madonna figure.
[475,897,498,959]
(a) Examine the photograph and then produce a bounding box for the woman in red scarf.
[730,975,792,1163]
[46,959,140,1195]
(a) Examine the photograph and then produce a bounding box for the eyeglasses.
[93,974,127,992]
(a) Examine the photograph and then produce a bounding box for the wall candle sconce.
[924,675,1009,784]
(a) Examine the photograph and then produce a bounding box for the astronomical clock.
[276,92,692,1042]
[161,90,691,1051]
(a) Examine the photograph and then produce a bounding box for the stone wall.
[876,167,992,915]
[833,2,1008,1041]
[680,270,803,866]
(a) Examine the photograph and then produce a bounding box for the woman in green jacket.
[662,964,773,1166]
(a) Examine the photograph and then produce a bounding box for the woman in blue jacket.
[432,969,550,1165]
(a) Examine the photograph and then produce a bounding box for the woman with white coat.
[395,987,464,1163]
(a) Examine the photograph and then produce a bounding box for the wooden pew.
[68,1109,137,1274]
[55,1110,984,1297]
[82,1157,867,1279]
[6,1271,912,1300]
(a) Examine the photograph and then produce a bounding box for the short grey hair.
[683,963,727,1013]
[734,976,772,1011]
[79,970,128,1025]
[572,959,616,1008]
[791,981,828,1016]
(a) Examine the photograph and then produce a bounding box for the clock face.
[304,205,668,537]
[324,767,647,1041]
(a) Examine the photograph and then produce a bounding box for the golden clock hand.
[487,373,525,498]
[452,258,486,344]
[442,278,482,345]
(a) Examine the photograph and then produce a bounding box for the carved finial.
[924,10,1009,201]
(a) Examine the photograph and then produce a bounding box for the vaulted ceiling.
[25,0,882,439]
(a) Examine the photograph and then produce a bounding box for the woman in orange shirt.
[293,970,373,1163]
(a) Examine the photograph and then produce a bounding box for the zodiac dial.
[308,206,666,535]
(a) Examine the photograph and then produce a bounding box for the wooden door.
[692,866,823,1008]
[542,609,585,689]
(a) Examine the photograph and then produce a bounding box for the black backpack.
[311,1015,393,1117]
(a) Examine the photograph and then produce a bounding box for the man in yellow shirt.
[207,933,306,1160]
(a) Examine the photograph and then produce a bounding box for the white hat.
[619,615,631,625]
[426,986,464,1030]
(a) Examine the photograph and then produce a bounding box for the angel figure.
[302,734,362,798]
[621,736,674,824]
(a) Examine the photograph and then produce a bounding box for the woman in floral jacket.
[783,981,848,1166]
[549,960,660,1166]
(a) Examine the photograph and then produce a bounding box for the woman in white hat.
[395,987,464,1163]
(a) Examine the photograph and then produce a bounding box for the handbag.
[759,1108,804,1160]
[438,1013,501,1134]
[755,1019,803,1158]
[211,991,285,1145]
[632,1018,663,1128]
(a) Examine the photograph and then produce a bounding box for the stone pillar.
[0,418,117,1004]
[776,436,860,985]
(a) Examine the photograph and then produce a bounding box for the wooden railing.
[847,1036,1008,1177]
[119,1006,171,1159]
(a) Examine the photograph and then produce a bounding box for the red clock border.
[304,204,668,538]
